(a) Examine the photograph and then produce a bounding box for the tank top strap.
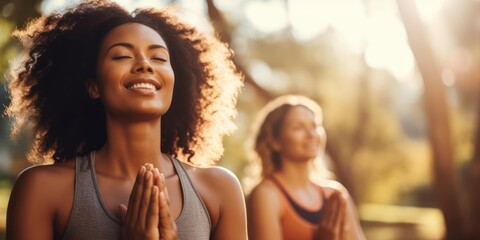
[62,153,120,240]
[268,175,325,225]
[169,156,211,239]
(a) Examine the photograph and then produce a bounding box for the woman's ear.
[86,79,100,99]
[268,136,282,152]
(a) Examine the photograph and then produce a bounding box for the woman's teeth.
[128,83,156,91]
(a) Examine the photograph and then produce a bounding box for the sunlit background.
[1,0,479,239]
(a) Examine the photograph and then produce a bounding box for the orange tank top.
[269,176,326,240]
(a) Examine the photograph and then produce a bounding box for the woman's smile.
[94,23,175,117]
[124,77,161,95]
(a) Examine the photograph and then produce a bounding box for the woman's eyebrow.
[148,44,168,51]
[105,42,133,56]
[105,43,168,56]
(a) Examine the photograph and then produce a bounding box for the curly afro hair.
[7,0,243,165]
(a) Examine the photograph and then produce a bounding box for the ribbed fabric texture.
[170,155,211,240]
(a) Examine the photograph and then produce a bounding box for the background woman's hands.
[314,190,347,240]
[119,164,178,240]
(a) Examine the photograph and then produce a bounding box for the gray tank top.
[62,152,211,239]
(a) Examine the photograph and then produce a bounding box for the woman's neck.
[276,160,311,189]
[95,117,168,179]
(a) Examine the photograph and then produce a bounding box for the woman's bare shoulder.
[16,160,74,183]
[11,160,75,201]
[182,162,241,191]
[246,178,282,223]
[7,159,76,239]
[249,178,279,197]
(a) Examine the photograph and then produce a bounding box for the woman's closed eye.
[150,52,168,62]
[112,55,132,60]
[288,125,303,131]
[151,56,167,62]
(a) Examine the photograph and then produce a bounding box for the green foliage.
[0,20,16,83]
[0,182,12,240]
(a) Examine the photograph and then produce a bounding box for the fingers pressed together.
[120,163,178,240]
[314,190,347,240]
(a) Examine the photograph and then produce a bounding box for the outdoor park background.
[0,0,479,239]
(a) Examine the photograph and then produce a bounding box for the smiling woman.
[245,95,365,240]
[90,23,175,120]
[5,1,246,240]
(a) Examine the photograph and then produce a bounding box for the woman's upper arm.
[247,182,282,240]
[344,192,366,240]
[7,166,56,240]
[208,167,247,240]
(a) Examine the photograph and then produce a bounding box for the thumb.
[118,204,128,222]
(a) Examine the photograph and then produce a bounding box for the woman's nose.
[308,128,321,138]
[133,58,154,73]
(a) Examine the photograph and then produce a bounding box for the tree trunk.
[325,136,358,201]
[396,0,464,239]
[467,87,480,238]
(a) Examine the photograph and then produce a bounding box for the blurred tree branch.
[205,0,273,101]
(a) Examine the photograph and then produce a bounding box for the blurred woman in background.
[246,95,365,240]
